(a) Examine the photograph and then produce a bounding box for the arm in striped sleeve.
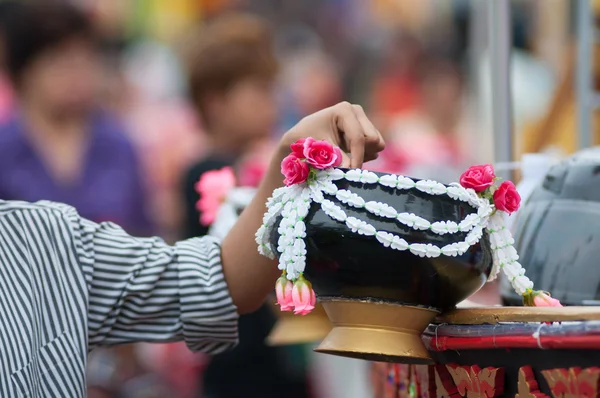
[64,207,239,354]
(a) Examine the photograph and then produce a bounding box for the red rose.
[281,154,309,186]
[459,164,496,192]
[302,138,343,169]
[493,181,521,214]
[290,138,306,158]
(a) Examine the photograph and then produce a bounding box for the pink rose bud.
[275,273,294,311]
[533,292,563,307]
[281,154,310,186]
[291,275,316,315]
[459,164,496,192]
[302,137,343,170]
[493,181,521,214]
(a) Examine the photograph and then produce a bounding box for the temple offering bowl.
[270,169,493,364]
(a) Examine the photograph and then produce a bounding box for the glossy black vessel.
[504,147,600,306]
[270,169,493,311]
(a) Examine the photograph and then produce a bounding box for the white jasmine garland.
[397,175,416,189]
[416,180,447,195]
[335,189,365,208]
[379,174,398,188]
[257,167,536,297]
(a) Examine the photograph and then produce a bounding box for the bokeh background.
[0,0,592,397]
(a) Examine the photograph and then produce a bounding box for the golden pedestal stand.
[314,298,439,364]
[266,301,332,346]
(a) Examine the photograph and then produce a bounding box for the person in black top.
[181,14,312,398]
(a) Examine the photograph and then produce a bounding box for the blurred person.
[182,13,279,238]
[0,2,169,397]
[0,1,151,234]
[181,14,312,398]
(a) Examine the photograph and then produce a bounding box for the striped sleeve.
[62,206,239,354]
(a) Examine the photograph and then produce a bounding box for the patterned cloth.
[0,200,238,398]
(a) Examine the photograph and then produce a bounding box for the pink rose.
[195,167,236,226]
[281,154,309,186]
[533,292,563,307]
[493,181,521,214]
[459,164,496,192]
[275,274,294,311]
[291,275,316,315]
[290,138,306,158]
[302,138,343,169]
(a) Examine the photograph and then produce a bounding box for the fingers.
[352,105,385,162]
[340,151,352,168]
[333,102,365,168]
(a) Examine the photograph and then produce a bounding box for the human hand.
[279,102,385,168]
[221,102,384,313]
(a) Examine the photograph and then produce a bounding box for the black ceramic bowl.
[270,168,493,312]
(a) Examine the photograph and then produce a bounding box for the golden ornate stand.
[314,298,439,364]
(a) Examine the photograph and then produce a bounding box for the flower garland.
[256,139,562,315]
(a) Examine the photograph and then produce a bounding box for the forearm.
[220,143,288,314]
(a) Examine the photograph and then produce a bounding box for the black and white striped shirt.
[0,200,239,397]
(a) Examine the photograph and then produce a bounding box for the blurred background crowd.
[0,0,587,397]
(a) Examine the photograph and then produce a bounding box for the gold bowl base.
[314,298,439,364]
[266,302,332,346]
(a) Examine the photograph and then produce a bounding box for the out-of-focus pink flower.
[275,273,294,311]
[291,275,316,315]
[195,167,236,226]
[533,292,563,307]
[238,160,267,188]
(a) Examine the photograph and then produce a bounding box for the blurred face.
[211,77,277,142]
[20,37,100,117]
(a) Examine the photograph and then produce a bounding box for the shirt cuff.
[176,236,239,354]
